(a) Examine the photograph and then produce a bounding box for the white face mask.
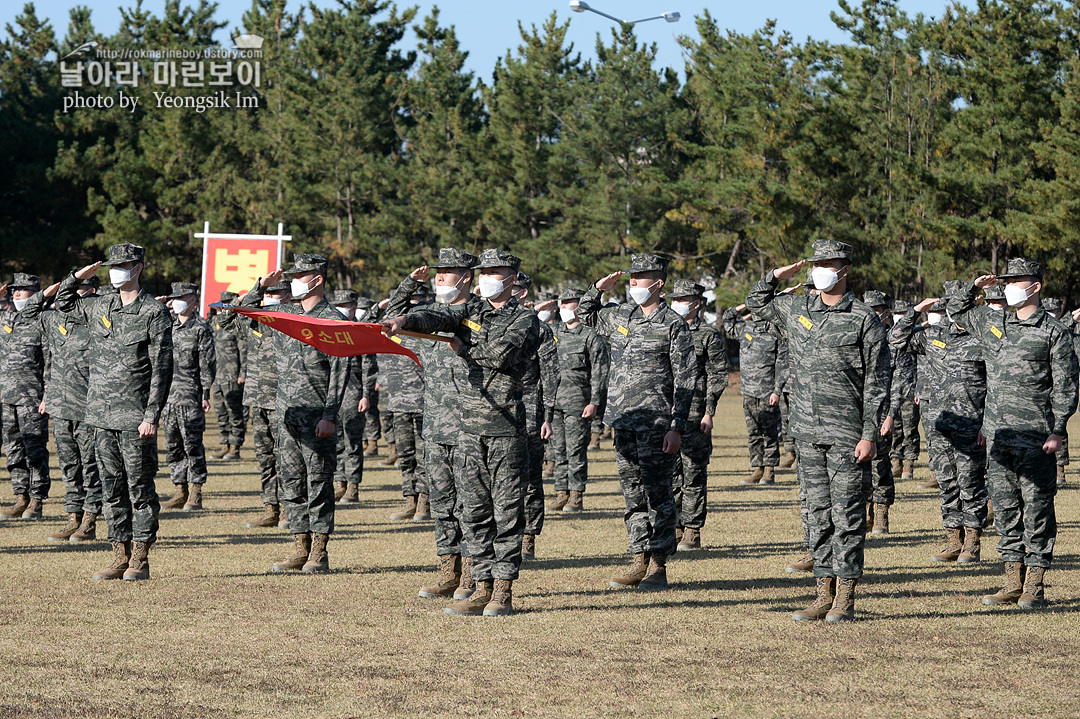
[559,307,577,323]
[892,313,903,324]
[335,305,351,318]
[811,266,840,292]
[13,298,28,312]
[172,299,190,316]
[109,267,132,288]
[263,297,281,307]
[628,280,660,306]
[1004,283,1033,308]
[291,277,316,300]
[927,312,943,325]
[537,310,552,322]
[671,302,691,318]
[434,283,461,303]
[478,275,507,299]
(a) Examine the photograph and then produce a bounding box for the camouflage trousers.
[614,427,678,556]
[249,406,281,506]
[394,412,426,496]
[212,383,246,447]
[987,441,1057,568]
[334,401,365,486]
[278,419,337,535]
[742,395,780,467]
[454,432,527,581]
[864,437,895,506]
[95,428,159,544]
[778,392,795,454]
[426,441,463,556]
[54,418,101,514]
[796,440,869,579]
[2,403,51,499]
[797,456,811,551]
[890,398,921,462]
[674,425,712,529]
[162,403,208,486]
[524,432,546,536]
[926,426,987,529]
[362,388,381,441]
[1057,433,1069,467]
[551,408,590,492]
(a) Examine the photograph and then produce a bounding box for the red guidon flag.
[222,305,421,366]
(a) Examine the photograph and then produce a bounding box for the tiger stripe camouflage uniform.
[861,291,896,531]
[722,307,782,474]
[242,281,287,514]
[356,298,386,449]
[1041,298,1069,482]
[775,338,796,462]
[383,337,427,504]
[210,293,247,453]
[888,299,920,478]
[329,290,374,495]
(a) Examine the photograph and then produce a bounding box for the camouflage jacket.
[23,292,87,420]
[341,351,377,415]
[242,317,277,410]
[722,308,781,400]
[687,319,730,422]
[400,294,542,437]
[888,324,918,402]
[167,315,216,407]
[553,320,609,413]
[0,303,50,407]
[577,287,695,433]
[775,338,791,395]
[890,311,985,433]
[746,272,891,446]
[55,274,173,431]
[210,311,247,385]
[522,321,560,432]
[380,344,423,415]
[950,284,1079,449]
[241,283,347,426]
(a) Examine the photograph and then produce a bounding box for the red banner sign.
[197,222,286,318]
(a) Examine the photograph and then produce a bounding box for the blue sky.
[5,0,960,78]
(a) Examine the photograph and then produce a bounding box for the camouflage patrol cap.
[626,253,669,275]
[929,299,948,313]
[983,285,1005,301]
[331,289,358,305]
[670,280,705,299]
[1042,297,1063,315]
[220,291,239,304]
[430,247,478,270]
[559,286,587,301]
[355,295,375,309]
[474,248,521,272]
[538,291,558,302]
[9,273,41,289]
[102,243,145,266]
[807,239,854,263]
[411,285,434,301]
[267,279,290,293]
[79,275,101,289]
[862,290,891,309]
[893,299,912,313]
[514,271,532,290]
[283,253,329,277]
[941,280,965,299]
[168,282,199,298]
[997,257,1043,281]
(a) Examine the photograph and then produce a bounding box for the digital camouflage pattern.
[1,293,53,499]
[722,307,780,400]
[163,314,216,487]
[552,319,609,493]
[211,305,247,447]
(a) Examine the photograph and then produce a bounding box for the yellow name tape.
[2,325,11,334]
[744,332,753,342]
[617,325,629,336]
[990,326,1002,339]
[798,315,814,330]
[463,319,481,332]
[101,315,112,329]
[932,339,947,349]
[58,324,68,336]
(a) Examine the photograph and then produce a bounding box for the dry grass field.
[1,383,1078,718]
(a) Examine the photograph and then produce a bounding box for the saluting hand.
[43,282,61,298]
[773,260,806,282]
[534,299,557,312]
[974,274,997,289]
[594,271,623,293]
[260,269,284,288]
[74,262,102,281]
[913,298,939,313]
[410,266,430,283]
[0,283,7,299]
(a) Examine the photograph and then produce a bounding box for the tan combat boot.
[222,444,240,461]
[161,483,188,509]
[986,499,995,528]
[677,527,701,551]
[760,466,776,485]
[379,442,398,467]
[454,557,476,600]
[341,483,360,503]
[563,490,584,513]
[92,541,131,580]
[785,553,814,573]
[389,495,417,521]
[413,493,431,521]
[866,503,875,532]
[957,528,982,563]
[445,579,494,616]
[674,526,683,546]
[302,533,330,573]
[917,471,939,490]
[69,512,98,543]
[740,467,764,485]
[1057,466,1067,487]
[246,504,280,529]
[483,579,514,617]
[272,533,311,572]
[210,444,229,459]
[609,553,650,589]
[1017,566,1048,609]
[522,534,536,560]
[546,490,569,512]
[542,460,554,479]
[931,527,964,562]
[901,460,915,481]
[780,450,797,469]
[418,555,462,598]
[638,553,668,591]
[587,432,601,451]
[872,503,890,535]
[362,439,377,457]
[47,512,83,542]
[1,494,29,518]
[182,483,204,511]
[278,506,290,529]
[825,578,858,622]
[792,576,836,621]
[890,456,902,477]
[334,481,348,501]
[123,541,153,581]
[982,562,1025,605]
[21,498,43,520]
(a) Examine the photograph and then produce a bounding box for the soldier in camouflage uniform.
[242,280,291,528]
[861,291,897,535]
[57,244,173,581]
[952,259,1078,609]
[748,240,890,622]
[1040,298,1069,486]
[209,292,247,460]
[669,281,729,551]
[578,254,696,591]
[329,290,375,505]
[888,299,920,481]
[385,248,479,601]
[892,282,989,564]
[242,255,348,574]
[915,298,949,491]
[384,249,542,617]
[775,337,796,468]
[0,273,52,520]
[357,296,384,457]
[23,276,103,541]
[159,283,217,512]
[722,304,782,485]
[546,287,608,516]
